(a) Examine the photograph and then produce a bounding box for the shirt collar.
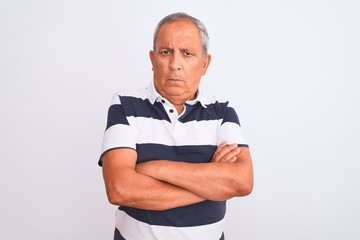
[147,81,209,108]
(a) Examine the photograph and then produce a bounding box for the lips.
[166,76,183,81]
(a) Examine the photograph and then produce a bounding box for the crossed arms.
[102,142,253,211]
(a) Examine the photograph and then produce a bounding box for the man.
[99,12,253,240]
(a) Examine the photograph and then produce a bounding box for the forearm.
[136,148,253,201]
[104,167,205,210]
[138,162,240,201]
[102,148,205,211]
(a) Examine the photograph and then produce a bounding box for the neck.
[173,103,185,115]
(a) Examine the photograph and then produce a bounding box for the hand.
[211,141,241,163]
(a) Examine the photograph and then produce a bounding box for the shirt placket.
[160,99,178,124]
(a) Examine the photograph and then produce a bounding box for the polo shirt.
[99,82,248,240]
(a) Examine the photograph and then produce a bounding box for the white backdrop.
[1,0,359,239]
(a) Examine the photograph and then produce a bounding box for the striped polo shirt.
[100,82,248,240]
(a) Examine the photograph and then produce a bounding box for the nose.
[169,52,182,71]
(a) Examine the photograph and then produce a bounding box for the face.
[150,20,211,105]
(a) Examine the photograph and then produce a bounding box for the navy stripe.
[136,143,217,164]
[119,96,234,123]
[238,144,249,148]
[220,232,225,240]
[106,104,129,130]
[99,145,248,166]
[119,200,226,227]
[98,147,136,166]
[114,228,126,240]
[221,106,241,126]
[120,96,170,122]
[178,101,228,123]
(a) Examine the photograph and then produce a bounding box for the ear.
[201,54,211,75]
[149,50,155,71]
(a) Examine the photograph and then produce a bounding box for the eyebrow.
[180,48,194,52]
[157,47,196,53]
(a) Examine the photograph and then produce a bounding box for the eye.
[160,50,171,55]
[183,51,193,56]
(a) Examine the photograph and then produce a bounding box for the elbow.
[234,178,254,197]
[107,192,122,206]
[234,168,254,197]
[211,181,253,201]
[236,182,253,196]
[106,185,129,206]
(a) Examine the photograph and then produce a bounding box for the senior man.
[99,12,253,240]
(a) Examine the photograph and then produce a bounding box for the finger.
[212,141,227,162]
[218,147,241,162]
[214,143,236,162]
[229,156,237,163]
[213,143,238,162]
[215,141,227,153]
[220,143,238,158]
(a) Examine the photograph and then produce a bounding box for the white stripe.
[101,124,136,154]
[217,122,247,145]
[115,209,224,240]
[102,119,248,153]
[127,116,220,146]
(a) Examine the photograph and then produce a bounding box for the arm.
[101,148,205,211]
[136,143,253,201]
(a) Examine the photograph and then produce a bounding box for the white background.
[1,0,359,239]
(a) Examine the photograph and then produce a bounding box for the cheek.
[190,64,205,78]
[155,61,168,73]
[152,63,162,75]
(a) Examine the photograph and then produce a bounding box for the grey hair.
[153,12,209,57]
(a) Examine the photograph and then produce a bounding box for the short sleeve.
[217,106,248,147]
[98,94,137,166]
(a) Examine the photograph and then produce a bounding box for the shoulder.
[111,87,149,105]
[200,90,229,106]
[205,95,228,105]
[203,94,230,114]
[202,94,242,124]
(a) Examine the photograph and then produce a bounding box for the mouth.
[166,78,182,82]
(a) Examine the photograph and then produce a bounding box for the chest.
[128,116,220,146]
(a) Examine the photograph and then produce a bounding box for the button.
[161,100,165,103]
[169,109,174,113]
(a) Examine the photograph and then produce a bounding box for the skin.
[149,20,211,114]
[102,19,254,210]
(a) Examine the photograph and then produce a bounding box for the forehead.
[155,20,202,49]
